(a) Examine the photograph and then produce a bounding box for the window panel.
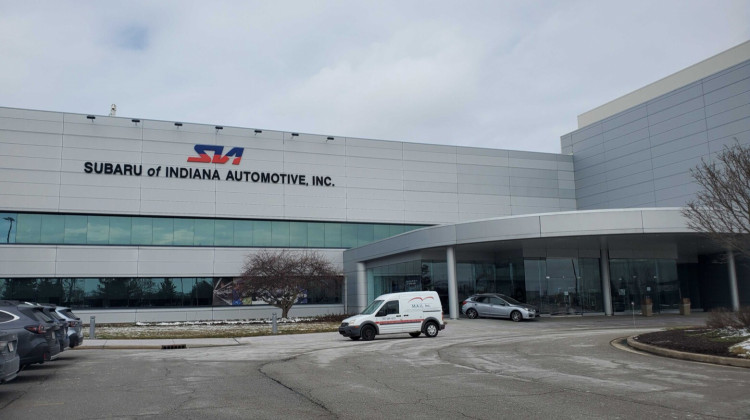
[131,217,153,245]
[324,223,341,248]
[289,222,308,247]
[194,219,214,246]
[0,213,17,244]
[40,214,64,243]
[341,224,357,248]
[254,221,271,246]
[173,218,194,246]
[307,223,325,247]
[271,221,290,247]
[357,224,374,246]
[152,218,174,245]
[109,217,132,245]
[64,215,88,244]
[215,220,234,246]
[234,220,253,246]
[373,224,391,242]
[87,216,110,244]
[16,213,41,243]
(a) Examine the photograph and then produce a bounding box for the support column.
[727,250,740,311]
[600,247,613,316]
[356,262,367,313]
[447,246,458,320]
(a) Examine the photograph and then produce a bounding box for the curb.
[627,336,750,368]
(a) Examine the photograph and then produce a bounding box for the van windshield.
[361,300,384,315]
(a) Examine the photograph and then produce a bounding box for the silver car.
[461,293,539,322]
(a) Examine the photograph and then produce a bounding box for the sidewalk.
[75,337,244,350]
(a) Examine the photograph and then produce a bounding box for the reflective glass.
[40,214,64,243]
[341,224,357,248]
[373,224,391,242]
[131,217,153,245]
[64,215,87,244]
[215,220,234,246]
[307,223,325,247]
[0,213,17,244]
[194,219,214,246]
[234,220,253,246]
[271,221,290,247]
[389,224,406,237]
[173,219,195,246]
[253,221,271,246]
[109,217,132,245]
[289,222,308,247]
[16,213,41,243]
[324,223,341,248]
[87,216,110,244]
[152,218,174,245]
[357,224,374,246]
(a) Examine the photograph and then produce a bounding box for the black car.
[0,330,20,383]
[0,300,61,368]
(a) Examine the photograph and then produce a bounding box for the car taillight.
[25,324,46,334]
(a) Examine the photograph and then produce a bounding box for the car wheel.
[361,325,376,341]
[466,308,478,319]
[349,336,361,341]
[511,310,522,322]
[424,321,439,338]
[409,332,421,338]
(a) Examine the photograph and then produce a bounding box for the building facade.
[2,41,749,321]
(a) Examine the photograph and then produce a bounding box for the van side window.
[384,300,399,315]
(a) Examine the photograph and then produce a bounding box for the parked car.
[54,306,84,348]
[0,330,20,383]
[39,305,70,352]
[461,293,539,322]
[339,291,445,341]
[0,300,61,368]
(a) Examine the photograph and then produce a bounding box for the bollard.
[89,316,96,339]
[271,313,278,334]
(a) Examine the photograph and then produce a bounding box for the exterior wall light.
[291,133,299,137]
[174,122,183,127]
[86,115,96,120]
[215,126,223,130]
[254,129,262,133]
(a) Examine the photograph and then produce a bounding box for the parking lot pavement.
[4,312,747,419]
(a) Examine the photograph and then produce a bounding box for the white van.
[338,291,445,341]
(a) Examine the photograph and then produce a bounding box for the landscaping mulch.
[634,328,745,358]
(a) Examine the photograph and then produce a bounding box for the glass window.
[131,217,153,245]
[253,221,271,246]
[109,217,132,245]
[373,224,391,242]
[357,224,374,246]
[389,224,406,237]
[152,218,174,245]
[341,224,357,248]
[234,220,253,246]
[0,213,17,244]
[271,221,290,247]
[307,223,325,247]
[64,215,88,244]
[324,223,341,248]
[194,219,214,246]
[215,220,234,246]
[40,214,64,243]
[16,213,41,243]
[173,218,195,246]
[87,216,110,244]
[289,222,308,247]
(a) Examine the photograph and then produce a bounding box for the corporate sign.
[83,144,334,187]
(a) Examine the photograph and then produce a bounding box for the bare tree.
[682,140,750,258]
[240,249,341,318]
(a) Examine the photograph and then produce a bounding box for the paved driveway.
[1,314,748,419]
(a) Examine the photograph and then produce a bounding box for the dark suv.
[0,301,61,368]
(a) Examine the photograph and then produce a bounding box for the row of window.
[0,277,342,309]
[0,213,425,248]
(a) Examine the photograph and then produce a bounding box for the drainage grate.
[161,344,187,350]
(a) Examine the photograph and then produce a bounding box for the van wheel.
[349,336,360,341]
[424,321,439,338]
[466,309,478,319]
[361,325,376,341]
[510,311,522,322]
[409,332,421,338]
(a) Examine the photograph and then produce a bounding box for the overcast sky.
[1,1,748,153]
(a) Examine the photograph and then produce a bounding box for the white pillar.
[447,246,458,320]
[356,262,367,313]
[600,247,613,316]
[727,250,740,311]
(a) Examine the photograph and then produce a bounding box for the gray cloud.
[0,0,748,153]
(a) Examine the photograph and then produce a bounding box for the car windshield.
[361,300,384,315]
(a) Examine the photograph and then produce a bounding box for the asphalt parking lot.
[1,313,749,419]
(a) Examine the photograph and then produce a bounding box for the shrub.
[706,307,750,329]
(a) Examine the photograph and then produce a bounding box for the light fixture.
[326,136,334,141]
[215,126,223,130]
[131,119,140,124]
[174,122,183,127]
[86,115,96,120]
[254,129,262,133]
[291,133,299,137]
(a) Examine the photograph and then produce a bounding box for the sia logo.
[187,144,244,165]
